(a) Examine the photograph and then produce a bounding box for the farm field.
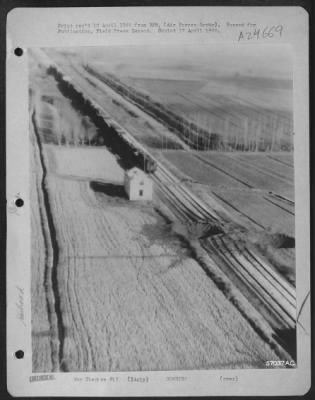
[161,150,293,194]
[30,124,54,372]
[197,152,294,199]
[88,68,293,152]
[46,48,294,153]
[29,48,297,372]
[159,149,295,283]
[42,49,187,150]
[235,152,294,182]
[212,188,294,236]
[91,62,293,151]
[129,76,292,113]
[44,48,295,155]
[48,145,125,184]
[159,151,247,189]
[268,153,294,167]
[31,140,282,371]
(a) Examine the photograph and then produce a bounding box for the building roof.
[125,167,147,179]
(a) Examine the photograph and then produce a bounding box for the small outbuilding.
[124,167,153,201]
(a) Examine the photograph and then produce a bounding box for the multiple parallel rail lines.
[37,50,296,333]
[204,236,296,329]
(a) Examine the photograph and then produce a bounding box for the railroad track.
[204,235,296,329]
[39,50,296,333]
[39,50,220,227]
[153,165,220,224]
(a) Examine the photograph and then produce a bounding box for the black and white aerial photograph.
[29,44,296,373]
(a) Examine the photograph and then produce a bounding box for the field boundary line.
[32,110,66,372]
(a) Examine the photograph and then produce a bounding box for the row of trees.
[86,65,294,152]
[35,93,98,146]
[186,111,294,152]
[34,82,156,173]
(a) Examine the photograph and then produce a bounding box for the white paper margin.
[6,6,311,397]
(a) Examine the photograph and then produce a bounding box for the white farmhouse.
[124,167,153,201]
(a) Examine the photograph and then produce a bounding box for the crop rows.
[108,73,293,151]
[32,141,283,370]
[33,50,296,362]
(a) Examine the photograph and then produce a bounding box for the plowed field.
[162,150,294,234]
[30,51,294,372]
[31,128,54,372]
[32,140,281,371]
